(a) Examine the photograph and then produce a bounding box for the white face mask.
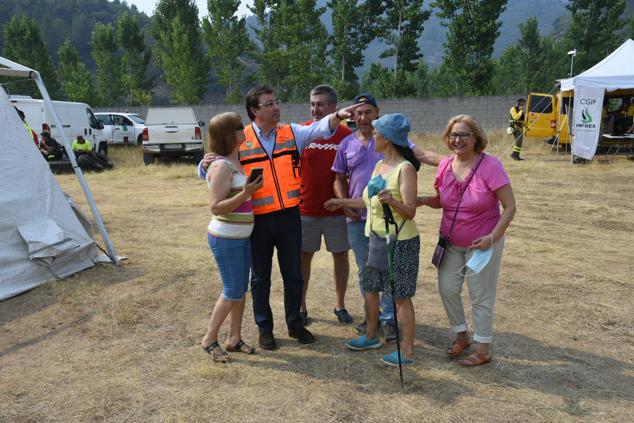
[460,246,493,277]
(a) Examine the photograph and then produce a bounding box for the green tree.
[152,0,209,104]
[115,12,154,106]
[203,0,254,103]
[251,0,330,101]
[565,0,626,73]
[2,15,61,98]
[91,23,124,105]
[361,62,393,98]
[433,0,508,95]
[57,39,98,104]
[427,62,460,97]
[491,18,567,95]
[328,0,383,98]
[410,60,430,97]
[377,0,430,96]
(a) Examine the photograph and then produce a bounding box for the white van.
[10,96,107,155]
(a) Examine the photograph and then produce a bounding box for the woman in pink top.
[418,115,516,367]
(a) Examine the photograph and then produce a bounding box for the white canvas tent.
[559,39,634,159]
[560,39,634,91]
[0,57,117,300]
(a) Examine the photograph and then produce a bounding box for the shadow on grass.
[239,323,633,411]
[0,263,144,325]
[417,324,634,405]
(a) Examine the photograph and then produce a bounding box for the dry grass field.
[1,132,633,422]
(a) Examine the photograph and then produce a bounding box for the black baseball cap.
[353,93,378,108]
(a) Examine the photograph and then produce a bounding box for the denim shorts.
[208,234,251,301]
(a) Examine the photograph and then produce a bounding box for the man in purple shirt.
[332,93,442,341]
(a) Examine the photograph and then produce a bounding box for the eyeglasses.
[448,132,473,141]
[258,100,281,108]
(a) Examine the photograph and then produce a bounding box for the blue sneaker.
[345,335,382,351]
[381,351,414,366]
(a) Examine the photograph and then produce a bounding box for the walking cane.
[382,202,404,387]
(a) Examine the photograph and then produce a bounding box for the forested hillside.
[0,0,149,69]
[1,0,569,70]
[1,0,633,105]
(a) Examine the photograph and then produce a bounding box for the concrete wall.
[97,95,521,134]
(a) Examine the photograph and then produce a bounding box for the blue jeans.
[208,234,251,300]
[346,221,394,324]
[250,206,304,333]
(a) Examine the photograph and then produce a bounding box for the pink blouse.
[434,154,510,247]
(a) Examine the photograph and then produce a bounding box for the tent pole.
[33,72,119,264]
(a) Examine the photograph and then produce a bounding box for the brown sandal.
[447,338,471,357]
[458,353,491,367]
[202,341,230,362]
[224,339,256,354]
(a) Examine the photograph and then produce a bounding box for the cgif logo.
[576,97,599,129]
[581,107,593,124]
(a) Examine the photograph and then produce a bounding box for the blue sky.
[126,0,253,18]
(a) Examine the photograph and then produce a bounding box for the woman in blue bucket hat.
[325,113,420,366]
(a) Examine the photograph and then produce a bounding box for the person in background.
[201,112,262,362]
[418,115,516,367]
[332,93,442,343]
[72,135,112,171]
[39,131,63,160]
[325,113,420,366]
[509,98,525,161]
[72,135,92,153]
[299,84,353,326]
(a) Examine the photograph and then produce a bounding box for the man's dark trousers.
[250,206,304,334]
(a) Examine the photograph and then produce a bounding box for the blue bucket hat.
[372,113,410,147]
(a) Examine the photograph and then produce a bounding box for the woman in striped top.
[201,112,263,362]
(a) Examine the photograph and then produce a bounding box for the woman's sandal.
[447,338,471,357]
[224,339,256,354]
[458,352,492,367]
[202,341,230,362]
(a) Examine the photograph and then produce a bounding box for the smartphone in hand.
[248,167,263,183]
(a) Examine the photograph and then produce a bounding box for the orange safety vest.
[239,124,302,215]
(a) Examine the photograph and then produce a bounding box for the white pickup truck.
[142,107,204,165]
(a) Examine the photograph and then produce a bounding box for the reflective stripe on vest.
[239,124,302,214]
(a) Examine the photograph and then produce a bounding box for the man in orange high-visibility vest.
[200,86,361,350]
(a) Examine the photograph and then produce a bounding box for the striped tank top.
[207,159,254,239]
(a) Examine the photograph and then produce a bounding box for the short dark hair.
[517,98,525,104]
[310,84,337,105]
[245,85,275,121]
[207,112,243,156]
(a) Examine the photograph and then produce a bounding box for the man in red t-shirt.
[300,85,353,325]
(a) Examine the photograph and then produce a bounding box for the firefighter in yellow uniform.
[510,98,525,161]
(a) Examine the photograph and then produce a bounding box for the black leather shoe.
[258,332,277,350]
[288,327,316,344]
